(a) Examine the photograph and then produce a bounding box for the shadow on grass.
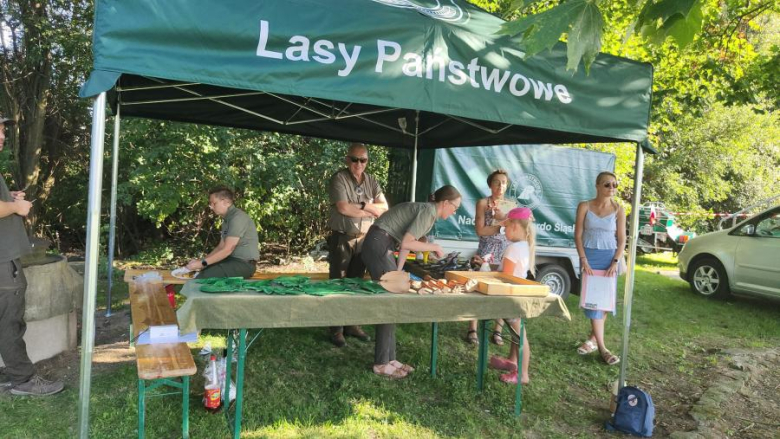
[4,266,780,438]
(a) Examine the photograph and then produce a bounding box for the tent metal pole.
[410,111,420,202]
[78,92,107,439]
[106,104,121,317]
[619,143,645,389]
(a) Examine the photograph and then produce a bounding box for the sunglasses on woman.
[603,182,618,189]
[348,156,368,164]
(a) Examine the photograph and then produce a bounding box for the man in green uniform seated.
[186,186,260,279]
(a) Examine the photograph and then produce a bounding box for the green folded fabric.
[197,276,389,295]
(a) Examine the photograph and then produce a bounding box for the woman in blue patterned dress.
[465,170,512,345]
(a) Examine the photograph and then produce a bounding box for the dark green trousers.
[196,257,255,279]
[0,259,35,385]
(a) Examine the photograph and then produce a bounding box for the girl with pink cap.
[487,207,536,385]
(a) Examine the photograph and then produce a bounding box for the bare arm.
[502,258,516,275]
[396,249,410,271]
[574,201,593,276]
[335,200,377,218]
[475,198,502,237]
[399,233,444,258]
[605,205,627,277]
[363,193,388,218]
[615,205,627,259]
[0,199,31,219]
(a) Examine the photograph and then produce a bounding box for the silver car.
[678,205,780,299]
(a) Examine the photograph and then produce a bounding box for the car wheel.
[534,264,570,300]
[689,258,730,298]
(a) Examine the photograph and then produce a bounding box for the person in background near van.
[488,207,536,384]
[361,185,460,379]
[0,115,65,396]
[466,169,511,346]
[326,143,388,347]
[574,171,625,366]
[185,186,260,279]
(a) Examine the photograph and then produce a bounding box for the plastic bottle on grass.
[203,354,221,413]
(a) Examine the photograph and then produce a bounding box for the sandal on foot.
[489,355,517,372]
[465,330,479,345]
[373,363,408,380]
[390,360,415,373]
[577,339,598,355]
[601,350,620,365]
[491,331,504,346]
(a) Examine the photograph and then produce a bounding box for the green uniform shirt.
[0,174,30,263]
[222,205,260,261]
[375,202,437,242]
[328,169,382,235]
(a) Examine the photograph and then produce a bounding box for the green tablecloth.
[176,280,571,333]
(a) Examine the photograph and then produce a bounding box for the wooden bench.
[130,281,197,439]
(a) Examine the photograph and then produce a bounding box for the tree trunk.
[0,1,53,232]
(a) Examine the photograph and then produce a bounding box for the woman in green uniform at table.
[361,185,462,379]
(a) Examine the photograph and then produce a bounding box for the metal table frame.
[221,318,526,438]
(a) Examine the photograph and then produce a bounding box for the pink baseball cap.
[507,207,532,220]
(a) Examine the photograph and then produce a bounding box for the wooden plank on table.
[445,271,550,296]
[124,268,330,285]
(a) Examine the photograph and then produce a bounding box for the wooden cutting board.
[444,271,550,296]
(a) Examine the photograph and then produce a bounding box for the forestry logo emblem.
[370,0,468,23]
[509,173,544,211]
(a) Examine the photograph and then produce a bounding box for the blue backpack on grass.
[605,386,655,437]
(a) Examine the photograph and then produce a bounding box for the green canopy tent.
[78,0,653,436]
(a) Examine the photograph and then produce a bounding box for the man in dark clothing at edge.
[326,143,388,347]
[0,115,65,396]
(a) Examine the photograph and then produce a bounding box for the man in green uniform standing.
[0,115,64,396]
[326,143,388,347]
[186,186,260,279]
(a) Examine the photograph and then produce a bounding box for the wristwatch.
[201,258,208,267]
[612,258,619,263]
[360,201,366,210]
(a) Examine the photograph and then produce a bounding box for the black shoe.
[331,331,347,348]
[344,325,371,342]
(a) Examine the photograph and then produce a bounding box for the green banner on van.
[416,145,616,247]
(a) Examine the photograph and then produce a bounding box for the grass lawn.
[1,253,779,438]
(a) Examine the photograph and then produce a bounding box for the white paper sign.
[579,270,616,312]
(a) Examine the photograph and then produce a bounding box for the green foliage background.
[1,0,777,257]
[45,118,389,258]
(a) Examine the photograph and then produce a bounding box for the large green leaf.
[638,0,703,48]
[567,1,604,73]
[499,0,595,63]
[637,0,699,26]
[663,2,703,48]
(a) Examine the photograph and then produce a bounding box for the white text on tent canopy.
[255,19,572,104]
